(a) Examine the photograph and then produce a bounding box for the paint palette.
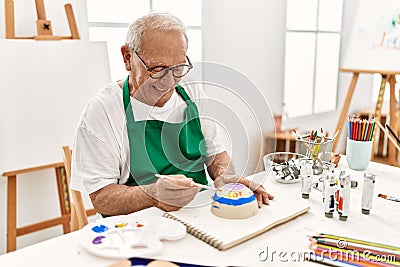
[80,214,186,259]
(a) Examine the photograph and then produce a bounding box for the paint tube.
[324,171,336,218]
[322,164,335,203]
[321,168,328,202]
[338,174,351,221]
[362,172,376,215]
[334,169,341,211]
[301,160,312,199]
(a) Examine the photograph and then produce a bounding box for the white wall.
[202,0,286,175]
[202,0,376,161]
[203,0,286,115]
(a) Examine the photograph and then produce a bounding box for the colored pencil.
[357,120,360,140]
[347,115,376,142]
[365,122,371,141]
[348,120,351,139]
[310,245,396,267]
[306,249,363,267]
[310,237,400,261]
[354,120,357,140]
[359,120,364,141]
[314,234,400,252]
[361,121,366,141]
[355,120,359,140]
[309,235,400,267]
[369,122,375,141]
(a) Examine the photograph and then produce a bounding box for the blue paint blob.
[212,205,220,209]
[92,224,109,233]
[92,235,106,245]
[213,193,256,206]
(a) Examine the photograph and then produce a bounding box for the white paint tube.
[362,172,377,215]
[301,160,312,199]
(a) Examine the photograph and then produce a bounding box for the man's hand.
[214,176,274,208]
[147,174,200,212]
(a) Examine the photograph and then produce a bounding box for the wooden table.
[1,160,399,266]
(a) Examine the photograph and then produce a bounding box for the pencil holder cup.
[346,139,373,171]
[296,136,333,174]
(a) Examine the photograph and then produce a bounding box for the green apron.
[122,76,208,186]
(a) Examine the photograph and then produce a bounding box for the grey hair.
[125,12,188,52]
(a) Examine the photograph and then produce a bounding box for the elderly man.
[71,12,273,216]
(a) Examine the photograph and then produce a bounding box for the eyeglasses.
[131,49,193,79]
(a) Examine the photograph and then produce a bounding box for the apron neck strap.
[122,76,194,123]
[123,76,136,123]
[175,84,194,105]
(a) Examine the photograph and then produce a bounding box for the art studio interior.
[0,0,399,266]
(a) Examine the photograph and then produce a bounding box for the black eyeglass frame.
[131,48,193,79]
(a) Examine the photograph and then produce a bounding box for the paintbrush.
[376,121,400,152]
[155,174,216,191]
[293,129,311,157]
[292,129,325,167]
[332,128,341,140]
[386,124,400,145]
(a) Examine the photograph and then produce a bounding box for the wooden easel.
[4,0,80,40]
[333,68,400,166]
[2,161,96,252]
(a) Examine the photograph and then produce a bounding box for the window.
[283,0,343,118]
[86,0,202,81]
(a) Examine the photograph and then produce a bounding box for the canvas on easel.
[333,0,400,166]
[341,0,400,71]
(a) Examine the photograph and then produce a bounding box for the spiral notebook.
[163,188,310,251]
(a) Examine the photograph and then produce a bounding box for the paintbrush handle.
[155,174,215,190]
[376,121,400,152]
[301,142,324,166]
[332,129,341,140]
[386,124,400,145]
[192,182,215,191]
